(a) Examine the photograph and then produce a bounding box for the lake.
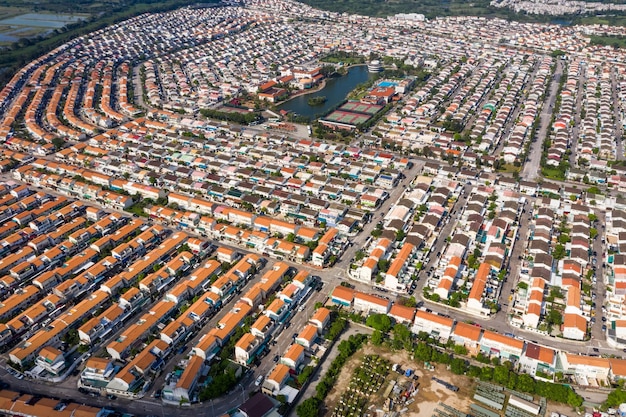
[277,65,375,119]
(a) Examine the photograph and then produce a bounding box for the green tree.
[371,329,384,346]
[450,358,468,375]
[326,317,347,341]
[468,365,482,378]
[297,366,315,386]
[404,296,417,307]
[515,374,536,393]
[546,309,564,326]
[552,244,566,260]
[493,365,511,385]
[453,344,468,355]
[366,313,392,332]
[297,397,321,417]
[52,137,66,150]
[605,388,626,408]
[480,366,494,381]
[414,342,433,362]
[392,323,412,350]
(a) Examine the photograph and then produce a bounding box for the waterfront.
[277,65,375,119]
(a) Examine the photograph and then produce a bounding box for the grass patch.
[542,166,566,181]
[497,163,520,174]
[589,34,626,48]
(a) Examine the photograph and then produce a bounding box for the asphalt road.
[521,58,563,181]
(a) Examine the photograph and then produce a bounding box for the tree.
[493,365,511,385]
[552,244,566,260]
[366,314,392,332]
[297,397,321,417]
[480,366,494,381]
[404,296,417,307]
[450,358,468,375]
[327,317,346,341]
[414,342,433,362]
[392,324,412,350]
[297,366,315,386]
[52,137,66,150]
[515,374,536,393]
[567,389,583,408]
[605,388,626,408]
[546,309,563,326]
[453,344,468,355]
[468,365,482,378]
[371,329,384,346]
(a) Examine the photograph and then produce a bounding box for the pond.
[0,13,87,29]
[277,65,375,119]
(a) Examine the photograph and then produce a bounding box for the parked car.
[255,375,264,387]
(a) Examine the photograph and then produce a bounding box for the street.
[521,58,563,181]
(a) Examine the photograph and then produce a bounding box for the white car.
[255,375,264,387]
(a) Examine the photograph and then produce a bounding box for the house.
[411,310,454,341]
[263,363,290,396]
[309,307,331,331]
[35,346,65,376]
[451,322,482,354]
[520,343,556,379]
[172,355,205,402]
[330,286,354,307]
[237,392,280,417]
[560,353,610,386]
[609,358,626,384]
[389,304,416,325]
[295,324,318,350]
[234,333,263,365]
[193,334,219,361]
[251,315,275,340]
[467,263,490,314]
[562,313,587,341]
[80,357,116,387]
[353,292,391,314]
[280,343,305,370]
[479,330,524,362]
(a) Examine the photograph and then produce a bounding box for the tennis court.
[326,110,371,125]
[339,101,383,115]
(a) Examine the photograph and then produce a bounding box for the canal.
[277,65,376,119]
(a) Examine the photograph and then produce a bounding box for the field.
[325,344,475,416]
[339,101,383,115]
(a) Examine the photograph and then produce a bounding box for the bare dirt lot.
[325,343,475,417]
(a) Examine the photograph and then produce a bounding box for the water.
[0,13,86,29]
[551,19,572,26]
[277,65,375,119]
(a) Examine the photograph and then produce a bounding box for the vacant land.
[325,344,475,416]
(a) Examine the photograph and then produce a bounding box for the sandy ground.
[545,402,578,417]
[325,344,474,417]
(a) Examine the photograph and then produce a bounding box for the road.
[612,67,625,161]
[521,58,563,181]
[568,60,585,167]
